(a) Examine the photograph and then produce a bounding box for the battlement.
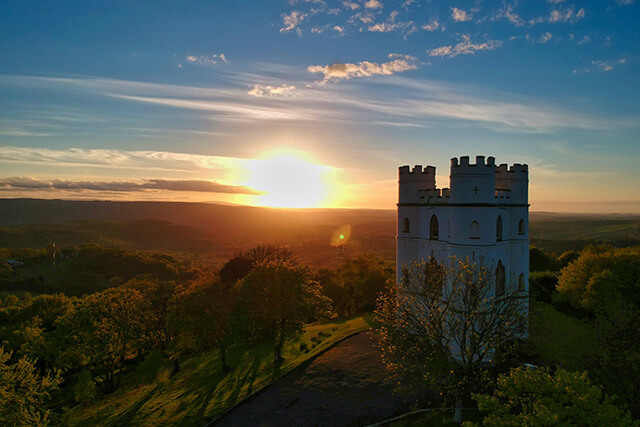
[399,164,436,179]
[450,156,496,175]
[495,163,528,175]
[419,188,451,200]
[495,189,511,199]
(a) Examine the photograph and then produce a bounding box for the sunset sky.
[1,0,639,212]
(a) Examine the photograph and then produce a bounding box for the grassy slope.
[64,314,373,427]
[527,300,595,370]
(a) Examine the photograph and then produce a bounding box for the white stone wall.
[397,156,529,337]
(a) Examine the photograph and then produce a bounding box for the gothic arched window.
[496,215,503,241]
[496,260,505,297]
[430,215,439,240]
[518,219,525,235]
[403,217,410,233]
[470,220,480,239]
[518,273,525,291]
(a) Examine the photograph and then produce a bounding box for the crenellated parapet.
[399,164,437,204]
[398,156,528,206]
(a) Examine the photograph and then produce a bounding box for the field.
[63,314,372,426]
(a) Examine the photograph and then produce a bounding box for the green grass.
[527,300,595,370]
[63,314,373,426]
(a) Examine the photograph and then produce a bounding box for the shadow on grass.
[108,386,157,426]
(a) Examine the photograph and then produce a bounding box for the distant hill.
[0,199,638,264]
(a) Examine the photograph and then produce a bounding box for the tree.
[124,276,178,350]
[468,367,635,427]
[60,287,150,391]
[0,346,61,426]
[171,273,240,372]
[375,256,527,423]
[588,297,640,418]
[556,247,640,313]
[238,261,331,362]
[320,254,393,316]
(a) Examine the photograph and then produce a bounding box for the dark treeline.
[0,244,391,425]
[527,244,640,419]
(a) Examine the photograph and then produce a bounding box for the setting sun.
[244,151,337,208]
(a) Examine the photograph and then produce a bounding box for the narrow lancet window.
[430,215,439,240]
[518,219,525,235]
[470,220,480,239]
[403,217,410,233]
[496,215,503,241]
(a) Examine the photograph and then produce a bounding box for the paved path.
[215,332,429,427]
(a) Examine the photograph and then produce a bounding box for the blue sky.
[1,0,639,212]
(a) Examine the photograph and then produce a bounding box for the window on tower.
[518,273,525,291]
[470,220,480,239]
[496,215,503,241]
[496,260,505,297]
[430,215,439,240]
[518,219,525,235]
[403,217,410,233]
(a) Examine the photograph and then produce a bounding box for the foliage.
[588,298,640,418]
[73,369,96,404]
[375,257,527,421]
[171,272,240,371]
[556,246,640,313]
[60,287,150,391]
[134,350,164,385]
[318,253,393,316]
[528,271,557,303]
[0,346,61,426]
[237,261,332,362]
[468,367,636,427]
[529,247,557,272]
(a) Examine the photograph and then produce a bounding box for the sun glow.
[244,150,338,208]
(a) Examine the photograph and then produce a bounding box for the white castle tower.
[397,155,529,328]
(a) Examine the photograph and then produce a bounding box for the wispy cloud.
[308,53,418,83]
[0,129,50,137]
[281,11,307,34]
[539,32,553,43]
[422,19,442,31]
[529,7,585,25]
[0,177,261,194]
[248,83,296,97]
[573,58,628,73]
[368,10,415,34]
[186,53,228,65]
[428,35,502,57]
[491,4,524,27]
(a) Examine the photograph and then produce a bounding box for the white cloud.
[531,7,585,25]
[617,0,634,4]
[311,26,325,33]
[364,0,383,9]
[451,7,472,22]
[368,10,415,33]
[428,35,502,57]
[422,19,441,31]
[280,11,307,33]
[343,1,360,10]
[333,25,345,35]
[308,53,418,82]
[539,32,553,43]
[185,53,228,65]
[248,84,296,97]
[491,4,524,27]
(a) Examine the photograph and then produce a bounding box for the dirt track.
[214,332,429,427]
